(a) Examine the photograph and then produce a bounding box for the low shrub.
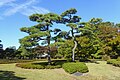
[16,63,45,69]
[45,65,61,69]
[107,59,116,64]
[16,60,66,69]
[113,61,120,67]
[117,57,120,61]
[62,62,89,74]
[107,59,120,67]
[0,59,45,64]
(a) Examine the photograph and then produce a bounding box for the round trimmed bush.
[62,62,89,74]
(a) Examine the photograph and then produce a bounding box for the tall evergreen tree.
[60,8,81,61]
[20,13,61,64]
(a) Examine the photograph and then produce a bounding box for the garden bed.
[16,60,89,74]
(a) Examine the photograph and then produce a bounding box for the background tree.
[0,40,4,59]
[78,18,104,59]
[58,40,74,61]
[4,46,16,59]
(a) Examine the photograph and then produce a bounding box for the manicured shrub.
[16,63,45,69]
[62,62,89,74]
[45,65,61,69]
[54,60,67,66]
[113,61,120,67]
[107,59,120,67]
[16,60,65,69]
[107,59,116,64]
[0,59,45,64]
[117,57,120,61]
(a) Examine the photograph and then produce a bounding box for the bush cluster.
[107,59,116,64]
[62,62,89,74]
[107,59,120,67]
[16,63,45,69]
[16,61,63,69]
[16,60,89,74]
[0,59,41,64]
[117,57,120,61]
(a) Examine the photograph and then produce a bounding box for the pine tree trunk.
[47,53,51,65]
[71,29,77,62]
[47,35,51,65]
[47,46,51,65]
[72,40,77,62]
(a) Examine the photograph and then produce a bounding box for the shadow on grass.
[0,70,26,80]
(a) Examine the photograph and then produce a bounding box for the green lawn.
[0,61,120,80]
[85,61,120,80]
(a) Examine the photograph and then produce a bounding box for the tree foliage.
[18,8,120,62]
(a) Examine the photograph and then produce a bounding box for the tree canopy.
[17,8,120,62]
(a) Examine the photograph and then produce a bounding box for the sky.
[0,0,120,49]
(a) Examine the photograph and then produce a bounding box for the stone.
[73,72,83,76]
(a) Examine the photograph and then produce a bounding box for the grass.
[0,60,120,80]
[85,61,120,80]
[0,63,76,80]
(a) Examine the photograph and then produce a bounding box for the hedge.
[107,59,117,64]
[117,57,120,61]
[16,63,45,69]
[107,59,120,67]
[0,59,41,64]
[16,61,64,69]
[16,60,89,74]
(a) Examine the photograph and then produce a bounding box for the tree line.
[0,8,120,64]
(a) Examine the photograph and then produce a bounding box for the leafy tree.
[115,23,120,28]
[108,35,120,58]
[97,22,120,58]
[0,40,4,59]
[58,40,74,61]
[0,40,3,49]
[17,46,32,59]
[33,46,57,59]
[20,13,61,64]
[78,18,105,59]
[4,46,16,59]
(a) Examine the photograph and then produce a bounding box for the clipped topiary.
[117,57,120,61]
[62,62,88,74]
